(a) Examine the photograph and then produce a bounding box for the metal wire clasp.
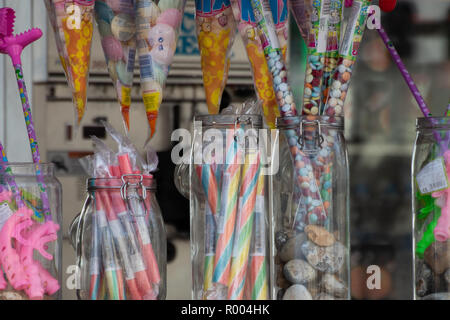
[120,174,148,217]
[298,119,324,150]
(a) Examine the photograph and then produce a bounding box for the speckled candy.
[302,55,324,115]
[323,58,355,116]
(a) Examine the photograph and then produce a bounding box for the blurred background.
[0,0,448,299]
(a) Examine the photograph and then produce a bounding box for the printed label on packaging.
[131,253,147,273]
[143,91,161,112]
[416,157,449,194]
[121,87,131,107]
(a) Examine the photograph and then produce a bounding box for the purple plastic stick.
[377,24,447,150]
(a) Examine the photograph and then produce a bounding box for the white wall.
[0,0,47,162]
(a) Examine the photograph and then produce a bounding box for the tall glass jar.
[73,175,166,300]
[274,115,350,300]
[0,163,62,300]
[190,114,272,300]
[412,117,450,300]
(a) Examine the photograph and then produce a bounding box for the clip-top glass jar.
[274,115,350,300]
[190,114,272,300]
[73,175,166,300]
[0,163,62,300]
[413,117,450,300]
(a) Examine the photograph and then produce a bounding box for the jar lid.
[416,117,450,130]
[276,115,344,130]
[0,162,55,176]
[87,176,156,191]
[194,114,263,128]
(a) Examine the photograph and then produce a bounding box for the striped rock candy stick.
[228,149,261,300]
[211,127,244,290]
[248,166,268,300]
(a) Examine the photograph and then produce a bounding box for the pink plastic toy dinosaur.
[431,150,450,242]
[20,221,59,299]
[0,205,34,290]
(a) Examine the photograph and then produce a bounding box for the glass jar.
[73,175,166,300]
[0,163,62,300]
[274,115,350,300]
[190,114,272,300]
[412,117,450,300]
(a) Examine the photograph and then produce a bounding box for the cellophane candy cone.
[230,0,291,128]
[195,0,237,115]
[136,0,187,138]
[94,0,137,131]
[44,0,95,128]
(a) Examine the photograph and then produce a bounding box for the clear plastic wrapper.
[44,0,95,128]
[94,0,137,131]
[135,0,187,137]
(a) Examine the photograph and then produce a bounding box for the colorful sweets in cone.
[195,0,237,114]
[230,0,282,128]
[94,0,136,131]
[323,0,371,116]
[136,0,187,137]
[45,0,95,127]
[301,0,328,115]
[321,0,343,112]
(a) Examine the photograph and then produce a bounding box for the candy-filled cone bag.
[195,0,237,115]
[44,0,94,128]
[136,0,187,137]
[230,0,289,128]
[94,0,137,131]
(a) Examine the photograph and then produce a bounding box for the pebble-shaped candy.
[310,184,317,193]
[282,104,291,113]
[111,13,136,41]
[306,74,314,83]
[306,67,312,75]
[335,105,342,115]
[343,59,353,67]
[342,72,351,81]
[301,182,310,189]
[279,70,286,78]
[319,149,328,157]
[285,95,293,104]
[268,59,275,68]
[331,89,341,98]
[277,91,284,99]
[310,55,319,62]
[299,168,309,176]
[269,51,277,58]
[332,81,341,90]
[279,83,288,91]
[304,87,312,96]
[311,107,319,115]
[323,181,332,189]
[338,65,346,74]
[312,200,322,207]
[328,98,338,107]
[274,76,282,85]
[340,83,348,91]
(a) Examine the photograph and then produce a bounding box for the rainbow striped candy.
[212,127,243,288]
[228,149,261,300]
